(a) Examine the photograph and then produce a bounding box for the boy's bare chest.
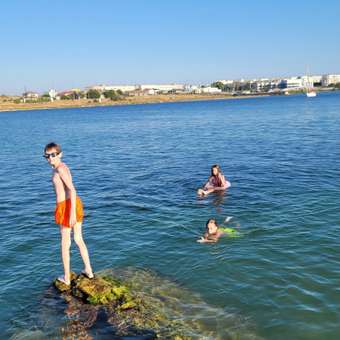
[52,172,64,190]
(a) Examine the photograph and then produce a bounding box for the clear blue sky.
[0,0,339,94]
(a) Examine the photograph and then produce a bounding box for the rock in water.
[40,268,262,339]
[54,272,136,307]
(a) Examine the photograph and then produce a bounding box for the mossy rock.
[53,272,77,292]
[49,268,261,339]
[54,272,136,307]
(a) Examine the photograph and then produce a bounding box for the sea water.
[0,92,339,339]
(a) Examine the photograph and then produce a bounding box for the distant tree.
[103,90,116,99]
[116,89,123,96]
[42,93,50,98]
[103,90,122,101]
[334,82,340,89]
[38,97,50,102]
[211,81,224,90]
[86,89,101,99]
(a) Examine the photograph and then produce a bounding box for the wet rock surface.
[33,267,262,339]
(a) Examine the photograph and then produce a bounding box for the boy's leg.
[73,222,93,276]
[60,226,72,283]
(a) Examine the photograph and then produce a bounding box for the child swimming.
[197,218,239,243]
[197,164,231,197]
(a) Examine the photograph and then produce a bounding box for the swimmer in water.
[197,218,239,243]
[197,164,231,197]
[197,218,224,243]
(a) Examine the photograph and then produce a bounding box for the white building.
[23,91,39,99]
[321,74,340,86]
[201,86,222,94]
[279,77,304,89]
[48,89,57,101]
[308,75,322,84]
[87,84,137,93]
[300,76,314,88]
[184,85,200,93]
[139,84,185,92]
[216,79,234,85]
[251,78,280,92]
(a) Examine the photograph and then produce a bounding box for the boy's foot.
[81,270,94,279]
[57,276,70,286]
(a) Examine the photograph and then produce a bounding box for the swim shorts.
[55,196,84,228]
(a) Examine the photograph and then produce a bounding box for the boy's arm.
[57,165,77,227]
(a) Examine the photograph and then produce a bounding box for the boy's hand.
[197,237,206,243]
[69,214,77,228]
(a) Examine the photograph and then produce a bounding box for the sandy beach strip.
[0,93,268,112]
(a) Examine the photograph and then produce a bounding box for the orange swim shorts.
[55,196,84,228]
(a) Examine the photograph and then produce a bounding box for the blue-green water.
[0,92,339,339]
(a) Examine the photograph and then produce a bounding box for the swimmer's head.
[211,164,222,176]
[206,218,218,234]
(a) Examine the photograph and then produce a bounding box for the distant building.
[308,75,322,85]
[321,74,340,86]
[184,85,200,93]
[133,88,157,96]
[87,84,137,93]
[250,79,280,92]
[216,80,234,85]
[48,89,57,101]
[22,91,39,103]
[201,86,222,94]
[138,84,185,93]
[58,89,82,99]
[22,91,39,99]
[278,77,304,89]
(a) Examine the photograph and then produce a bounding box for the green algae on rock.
[54,272,135,307]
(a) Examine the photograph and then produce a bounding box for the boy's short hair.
[44,142,62,153]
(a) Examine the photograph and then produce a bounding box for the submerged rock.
[38,267,262,339]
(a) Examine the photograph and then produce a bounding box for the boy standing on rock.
[44,142,94,285]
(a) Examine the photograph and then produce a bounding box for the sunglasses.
[43,152,60,159]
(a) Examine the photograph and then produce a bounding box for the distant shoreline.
[0,93,269,113]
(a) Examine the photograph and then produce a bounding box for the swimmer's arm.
[57,166,77,226]
[197,238,218,243]
[206,176,231,193]
[202,178,211,190]
[197,233,218,243]
[220,175,231,189]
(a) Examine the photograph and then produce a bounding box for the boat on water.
[306,90,317,97]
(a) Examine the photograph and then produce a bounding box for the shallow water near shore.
[0,92,339,339]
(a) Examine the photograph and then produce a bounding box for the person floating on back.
[44,142,94,285]
[197,164,231,197]
[197,218,239,243]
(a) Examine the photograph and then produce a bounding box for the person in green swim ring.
[197,218,239,243]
